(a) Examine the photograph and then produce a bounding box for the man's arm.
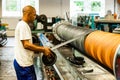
[21,40,51,56]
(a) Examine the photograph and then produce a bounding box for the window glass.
[70,0,105,17]
[2,0,39,17]
[6,0,19,11]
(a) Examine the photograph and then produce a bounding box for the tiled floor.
[0,37,16,80]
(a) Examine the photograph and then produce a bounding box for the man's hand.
[43,47,52,56]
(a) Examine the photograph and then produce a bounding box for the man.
[13,5,51,80]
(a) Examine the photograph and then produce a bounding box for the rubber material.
[85,31,120,69]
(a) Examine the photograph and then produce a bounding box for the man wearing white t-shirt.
[13,5,51,80]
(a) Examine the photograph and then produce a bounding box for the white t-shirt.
[14,20,34,67]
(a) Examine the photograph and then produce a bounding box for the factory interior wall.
[0,0,119,36]
[0,0,1,17]
[39,0,70,18]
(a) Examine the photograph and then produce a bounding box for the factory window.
[2,0,39,17]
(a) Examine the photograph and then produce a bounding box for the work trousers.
[13,59,37,80]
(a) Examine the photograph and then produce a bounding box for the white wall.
[105,0,114,14]
[0,0,1,17]
[39,0,61,17]
[116,1,120,16]
[1,17,19,29]
[39,0,70,18]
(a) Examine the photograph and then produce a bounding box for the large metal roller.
[52,21,120,79]
[53,21,93,53]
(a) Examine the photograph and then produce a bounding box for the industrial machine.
[0,22,7,47]
[30,14,63,33]
[0,30,7,47]
[36,21,120,80]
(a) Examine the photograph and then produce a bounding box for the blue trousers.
[13,59,37,80]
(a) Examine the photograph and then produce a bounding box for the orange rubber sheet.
[85,30,120,70]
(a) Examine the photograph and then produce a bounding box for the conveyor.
[38,21,120,80]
